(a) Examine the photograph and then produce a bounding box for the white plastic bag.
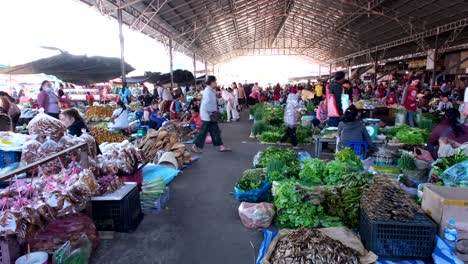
[238,202,275,229]
[28,109,66,142]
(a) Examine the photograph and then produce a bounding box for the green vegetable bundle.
[398,152,417,171]
[266,158,287,182]
[236,172,263,192]
[432,150,468,176]
[335,148,363,170]
[324,172,374,228]
[257,147,300,178]
[394,126,429,144]
[141,177,166,199]
[299,158,326,186]
[259,131,283,143]
[274,181,342,228]
[296,125,312,143]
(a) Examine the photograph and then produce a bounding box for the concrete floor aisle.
[91,112,267,264]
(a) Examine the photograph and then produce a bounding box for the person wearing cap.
[192,76,231,153]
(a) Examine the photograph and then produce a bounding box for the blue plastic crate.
[360,207,436,260]
[0,151,19,168]
[141,186,170,212]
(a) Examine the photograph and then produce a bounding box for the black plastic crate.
[360,207,436,260]
[91,185,144,232]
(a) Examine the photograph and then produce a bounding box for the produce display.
[269,228,360,264]
[140,177,166,210]
[28,112,66,142]
[274,181,341,228]
[257,147,300,178]
[361,176,422,222]
[0,166,97,239]
[382,125,429,145]
[138,127,193,167]
[397,152,417,171]
[85,106,113,122]
[236,172,263,192]
[89,127,130,144]
[98,141,146,175]
[431,151,468,177]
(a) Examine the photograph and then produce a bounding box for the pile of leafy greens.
[382,125,429,144]
[274,181,342,228]
[257,147,300,178]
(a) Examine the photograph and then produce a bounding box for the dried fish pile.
[138,127,193,167]
[361,176,422,222]
[271,228,360,264]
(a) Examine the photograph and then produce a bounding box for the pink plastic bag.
[326,88,340,117]
[238,202,275,229]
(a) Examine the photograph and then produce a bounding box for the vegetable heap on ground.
[269,228,360,264]
[252,147,373,229]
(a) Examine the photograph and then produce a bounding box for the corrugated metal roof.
[80,0,468,66]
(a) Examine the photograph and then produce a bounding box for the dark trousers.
[328,117,340,127]
[194,121,223,148]
[280,126,298,147]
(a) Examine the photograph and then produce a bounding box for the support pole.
[318,65,321,80]
[431,33,439,87]
[204,60,208,81]
[169,38,174,89]
[117,3,126,83]
[373,51,378,87]
[193,53,197,87]
[348,59,352,80]
[329,63,332,81]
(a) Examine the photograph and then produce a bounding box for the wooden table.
[313,136,386,158]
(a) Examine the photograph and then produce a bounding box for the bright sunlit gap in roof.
[218,56,322,86]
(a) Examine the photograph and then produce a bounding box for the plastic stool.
[345,141,368,160]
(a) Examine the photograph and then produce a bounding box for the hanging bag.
[326,87,340,117]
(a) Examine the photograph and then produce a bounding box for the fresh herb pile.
[236,170,264,192]
[257,147,300,178]
[382,125,429,144]
[299,158,326,186]
[274,181,342,228]
[324,172,374,228]
[398,152,417,171]
[430,151,468,185]
[258,131,282,143]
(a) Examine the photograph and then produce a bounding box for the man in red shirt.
[403,77,420,126]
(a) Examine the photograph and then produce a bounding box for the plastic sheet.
[256,229,278,264]
[142,163,180,185]
[238,202,275,229]
[234,180,271,203]
[439,160,468,187]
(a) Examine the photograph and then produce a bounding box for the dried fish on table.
[270,228,360,264]
[360,176,422,222]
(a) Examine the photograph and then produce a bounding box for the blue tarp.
[142,164,180,185]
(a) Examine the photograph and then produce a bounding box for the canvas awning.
[0,52,134,85]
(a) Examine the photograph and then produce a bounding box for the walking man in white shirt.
[192,76,231,153]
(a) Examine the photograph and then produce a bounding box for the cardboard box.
[422,184,468,236]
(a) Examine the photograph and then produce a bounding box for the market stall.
[232,145,468,263]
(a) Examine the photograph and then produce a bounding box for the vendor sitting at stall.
[337,105,375,152]
[187,105,202,136]
[143,99,167,129]
[60,108,102,154]
[108,100,129,132]
[437,93,453,113]
[429,108,468,158]
[60,108,88,136]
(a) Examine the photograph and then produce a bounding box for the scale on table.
[363,118,380,140]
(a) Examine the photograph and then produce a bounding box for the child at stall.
[187,105,202,137]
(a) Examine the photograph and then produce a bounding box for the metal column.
[329,63,332,81]
[318,65,321,80]
[431,33,439,87]
[169,38,174,89]
[373,51,379,87]
[204,60,208,81]
[117,4,126,83]
[193,53,197,87]
[348,59,352,80]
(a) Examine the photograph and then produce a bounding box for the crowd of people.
[1,71,467,159]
